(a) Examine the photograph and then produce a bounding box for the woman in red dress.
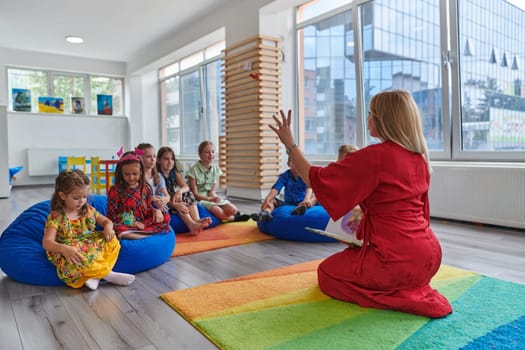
[270,90,452,318]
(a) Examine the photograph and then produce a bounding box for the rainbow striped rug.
[161,260,525,349]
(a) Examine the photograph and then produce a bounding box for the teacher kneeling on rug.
[269,90,452,318]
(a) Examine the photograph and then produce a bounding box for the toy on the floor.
[0,195,175,286]
[257,205,337,242]
[9,166,23,185]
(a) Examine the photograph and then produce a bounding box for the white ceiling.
[0,0,238,63]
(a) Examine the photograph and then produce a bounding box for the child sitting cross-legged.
[156,146,212,235]
[187,141,250,222]
[251,156,315,222]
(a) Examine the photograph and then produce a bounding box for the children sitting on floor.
[251,156,315,222]
[187,140,250,222]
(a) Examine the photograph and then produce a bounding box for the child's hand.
[152,196,165,207]
[172,191,183,203]
[62,246,85,265]
[134,221,145,230]
[173,202,189,214]
[299,199,312,208]
[209,196,221,203]
[152,209,163,223]
[103,228,116,241]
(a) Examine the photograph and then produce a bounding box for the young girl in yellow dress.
[42,169,135,290]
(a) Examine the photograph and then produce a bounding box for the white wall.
[128,71,160,148]
[127,0,275,75]
[8,112,129,185]
[0,47,130,186]
[0,106,9,197]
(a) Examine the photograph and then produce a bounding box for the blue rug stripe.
[397,276,525,349]
[460,315,525,350]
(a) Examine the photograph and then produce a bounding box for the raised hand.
[269,109,295,148]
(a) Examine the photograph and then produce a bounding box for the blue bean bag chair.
[0,195,175,286]
[257,205,337,242]
[169,203,221,234]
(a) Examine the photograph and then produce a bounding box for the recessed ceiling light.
[65,36,84,44]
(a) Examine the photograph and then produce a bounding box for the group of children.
[43,141,357,290]
[43,140,249,290]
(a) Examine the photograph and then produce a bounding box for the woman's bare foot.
[103,271,135,286]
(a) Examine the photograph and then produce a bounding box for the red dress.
[107,184,170,236]
[310,141,452,318]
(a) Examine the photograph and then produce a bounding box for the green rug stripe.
[397,276,525,349]
[268,309,428,350]
[196,299,368,350]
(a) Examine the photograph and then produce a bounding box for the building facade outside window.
[297,0,525,161]
[458,0,525,153]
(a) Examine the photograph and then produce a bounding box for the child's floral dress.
[45,205,121,288]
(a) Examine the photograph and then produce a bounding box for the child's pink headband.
[116,146,144,163]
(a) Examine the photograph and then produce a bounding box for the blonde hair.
[369,90,430,168]
[338,144,359,160]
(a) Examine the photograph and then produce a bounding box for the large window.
[359,0,443,149]
[298,9,357,156]
[159,42,225,157]
[297,0,525,161]
[7,68,125,116]
[457,0,525,156]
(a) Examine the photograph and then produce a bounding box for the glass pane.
[181,70,203,155]
[298,9,357,156]
[161,76,180,154]
[90,76,124,116]
[360,0,443,150]
[458,0,525,151]
[52,74,86,113]
[205,60,223,147]
[7,68,48,112]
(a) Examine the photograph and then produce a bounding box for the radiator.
[429,162,525,229]
[27,148,116,176]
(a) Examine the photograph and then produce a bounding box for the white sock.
[103,271,135,286]
[85,278,101,290]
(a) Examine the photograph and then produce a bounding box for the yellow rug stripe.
[200,284,331,320]
[162,271,319,319]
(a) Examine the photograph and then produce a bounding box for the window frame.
[296,0,525,162]
[7,66,125,116]
[159,42,225,158]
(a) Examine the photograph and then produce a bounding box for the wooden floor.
[1,185,524,350]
